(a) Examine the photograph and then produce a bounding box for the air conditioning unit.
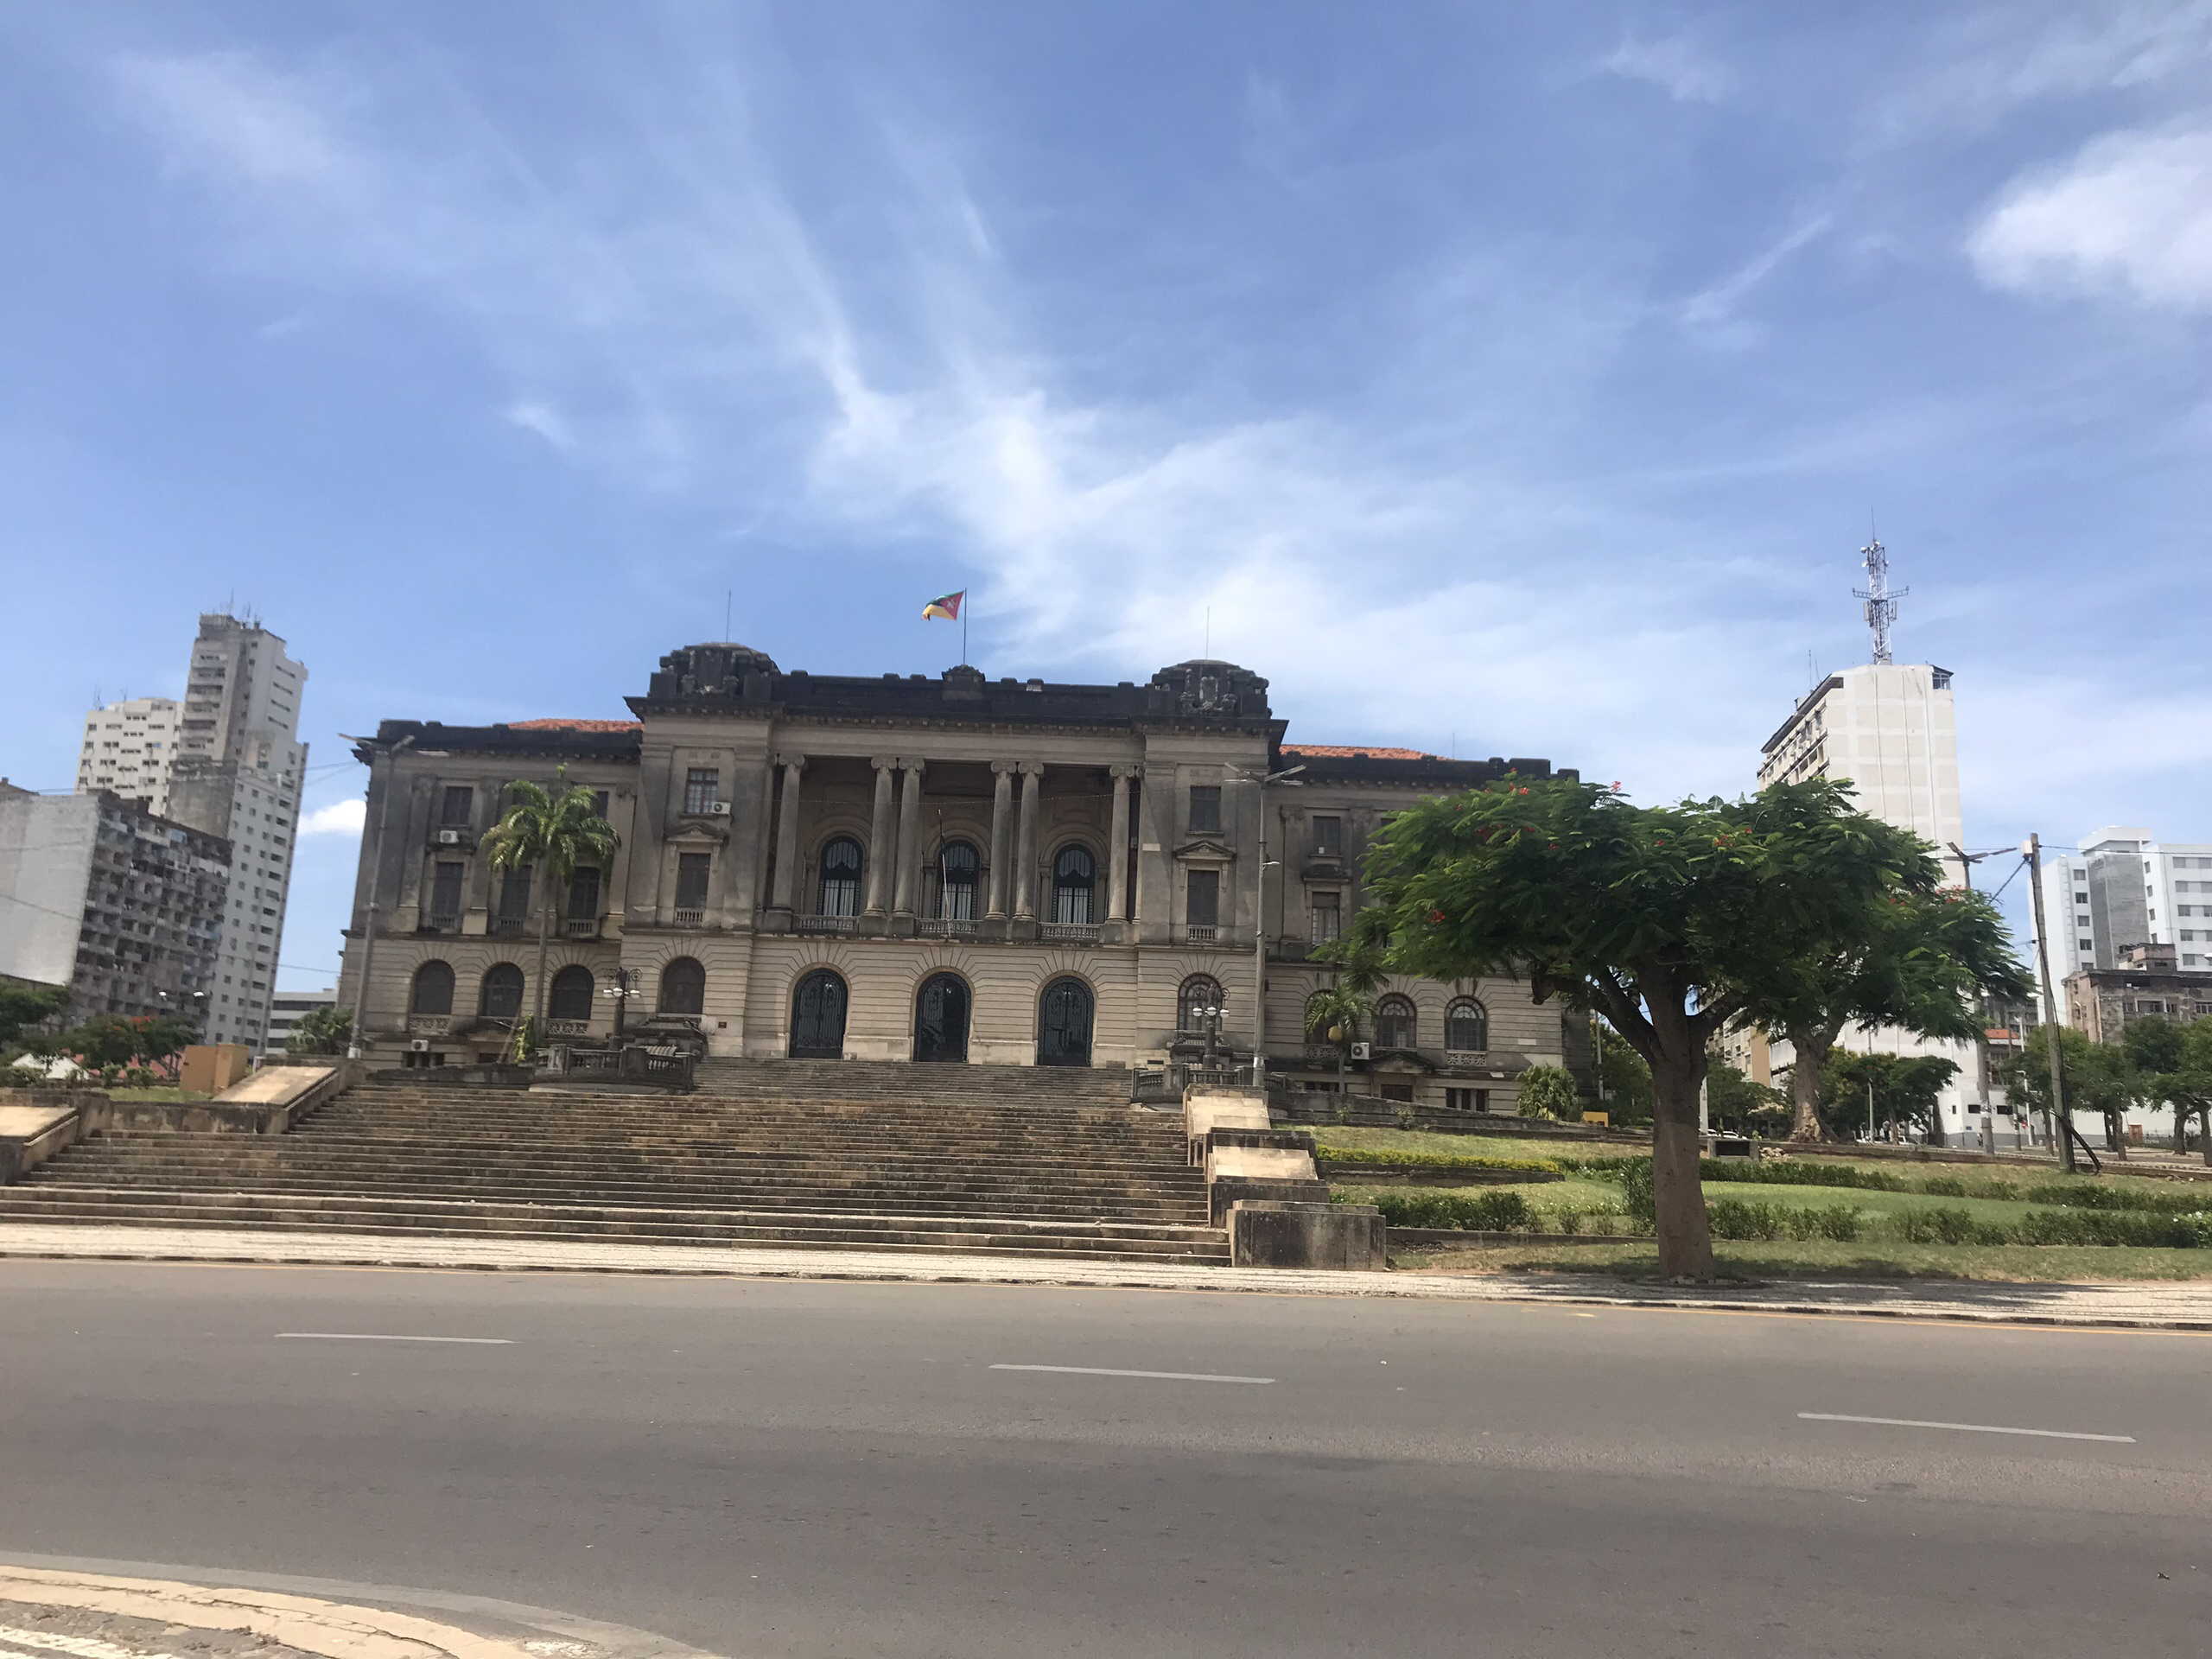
[435,829,465,846]
[409,1039,431,1053]
[1350,1041,1371,1060]
[708,801,732,817]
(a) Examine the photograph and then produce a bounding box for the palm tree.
[1304,982,1375,1099]
[482,768,622,1037]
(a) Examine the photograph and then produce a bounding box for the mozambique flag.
[922,589,966,621]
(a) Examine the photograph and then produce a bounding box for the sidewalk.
[3,1221,2210,1331]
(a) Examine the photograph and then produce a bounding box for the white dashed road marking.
[992,1363,1274,1384]
[1799,1412,2134,1443]
[276,1332,514,1344]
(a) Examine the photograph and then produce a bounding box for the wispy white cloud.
[298,798,365,837]
[1597,35,1732,104]
[506,398,576,448]
[1968,123,2212,309]
[1676,214,1834,347]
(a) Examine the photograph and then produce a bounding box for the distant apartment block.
[2037,830,2212,1024]
[2063,943,2212,1046]
[0,783,230,1020]
[264,986,338,1052]
[75,614,310,1052]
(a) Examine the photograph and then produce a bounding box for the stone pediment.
[1173,836,1236,862]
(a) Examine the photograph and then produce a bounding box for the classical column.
[770,754,805,911]
[891,759,926,918]
[864,757,897,916]
[1013,762,1043,920]
[1107,765,1135,923]
[986,761,1015,920]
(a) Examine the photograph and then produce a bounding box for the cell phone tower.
[1853,534,1905,665]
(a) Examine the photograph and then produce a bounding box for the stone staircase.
[0,1062,1229,1264]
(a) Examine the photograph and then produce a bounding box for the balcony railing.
[671,907,705,929]
[1040,922,1101,944]
[406,1014,450,1035]
[798,913,859,935]
[1182,925,1218,945]
[563,916,601,939]
[919,917,979,939]
[488,917,527,937]
[546,1019,590,1039]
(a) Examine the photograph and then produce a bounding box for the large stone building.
[334,645,1590,1109]
[0,783,231,1020]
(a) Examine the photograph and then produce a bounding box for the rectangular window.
[497,863,534,921]
[1311,815,1343,858]
[429,861,464,924]
[675,853,712,912]
[592,790,610,819]
[683,768,720,815]
[567,866,601,920]
[1444,1087,1490,1113]
[1186,868,1219,929]
[440,785,474,827]
[1309,890,1341,944]
[1188,785,1221,835]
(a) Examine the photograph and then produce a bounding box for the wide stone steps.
[1,1075,1224,1263]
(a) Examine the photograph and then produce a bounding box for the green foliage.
[1617,1156,1656,1224]
[1314,1146,1563,1173]
[483,769,622,1027]
[1822,1051,1961,1139]
[1360,1189,1538,1232]
[1889,1206,1987,1245]
[1515,1063,1580,1121]
[0,982,70,1050]
[2021,1180,2212,1217]
[2013,1209,2212,1249]
[1707,1198,1864,1242]
[1698,1159,1907,1192]
[1302,984,1372,1047]
[1705,1058,1789,1133]
[1594,1023,1654,1123]
[285,1004,354,1056]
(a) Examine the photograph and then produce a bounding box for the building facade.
[1752,658,1983,1135]
[0,783,231,1020]
[76,614,310,1052]
[334,645,1590,1109]
[2037,830,2212,1023]
[264,987,339,1052]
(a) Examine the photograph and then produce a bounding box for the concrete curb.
[0,1558,728,1659]
[0,1222,2209,1331]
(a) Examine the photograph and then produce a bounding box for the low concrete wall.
[1229,1201,1386,1270]
[0,1098,82,1185]
[1209,1175,1330,1226]
[1185,1088,1272,1165]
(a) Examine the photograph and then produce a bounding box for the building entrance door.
[912,973,969,1063]
[790,969,848,1059]
[1036,976,1094,1067]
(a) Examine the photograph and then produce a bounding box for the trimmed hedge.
[1357,1190,1539,1232]
[1313,1145,1564,1175]
[1706,1198,1863,1242]
[1699,1160,1906,1192]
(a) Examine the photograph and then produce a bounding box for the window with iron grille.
[1375,995,1416,1049]
[1309,890,1340,944]
[1052,844,1096,924]
[683,768,720,815]
[818,836,863,917]
[1445,999,1488,1052]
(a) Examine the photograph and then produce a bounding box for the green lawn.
[103,1085,216,1102]
[1391,1237,2212,1283]
[1310,1126,1641,1166]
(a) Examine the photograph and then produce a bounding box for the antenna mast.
[1853,535,1905,665]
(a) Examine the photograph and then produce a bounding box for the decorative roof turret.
[641,643,781,707]
[1147,659,1270,718]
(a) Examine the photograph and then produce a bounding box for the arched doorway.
[912,972,970,1063]
[1037,976,1094,1067]
[658,957,706,1016]
[790,969,848,1059]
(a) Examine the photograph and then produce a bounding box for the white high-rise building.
[75,696,183,812]
[75,614,308,1052]
[1745,542,1986,1138]
[2037,829,2212,1021]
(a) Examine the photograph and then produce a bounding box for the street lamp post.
[1230,764,1305,1094]
[601,967,641,1039]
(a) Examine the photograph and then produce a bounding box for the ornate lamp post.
[601,966,641,1039]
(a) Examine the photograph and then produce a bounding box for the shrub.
[1698,1159,1906,1192]
[1516,1064,1582,1121]
[1364,1190,1538,1232]
[1923,1176,1967,1198]
[2023,1181,2209,1217]
[2014,1209,2212,1249]
[1314,1146,1564,1174]
[1891,1206,1985,1246]
[1707,1199,1787,1241]
[1617,1157,1656,1225]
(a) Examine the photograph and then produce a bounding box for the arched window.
[817,836,863,917]
[1179,975,1225,1033]
[790,969,848,1058]
[549,965,594,1022]
[1445,998,1489,1052]
[1052,844,1096,925]
[1038,976,1095,1067]
[1375,994,1417,1050]
[658,957,706,1016]
[478,963,524,1020]
[410,961,455,1016]
[938,840,980,921]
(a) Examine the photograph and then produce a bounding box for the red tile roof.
[1281,744,1433,760]
[506,719,644,732]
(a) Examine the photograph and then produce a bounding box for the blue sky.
[3,2,2208,988]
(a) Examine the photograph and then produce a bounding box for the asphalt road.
[0,1261,2206,1657]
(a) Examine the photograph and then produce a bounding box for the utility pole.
[1234,763,1304,1093]
[2023,834,2076,1172]
[1950,841,1998,1154]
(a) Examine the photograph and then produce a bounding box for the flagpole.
[963,606,969,666]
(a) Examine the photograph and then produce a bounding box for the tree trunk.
[2177,1103,2190,1157]
[2201,1104,2210,1168]
[1785,1026,1833,1142]
[2106,1109,2127,1160]
[534,893,552,1027]
[1649,1048,1713,1281]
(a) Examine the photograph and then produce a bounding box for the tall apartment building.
[2037,829,2212,1022]
[1745,543,1986,1136]
[0,783,231,1019]
[76,697,183,811]
[75,615,309,1052]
